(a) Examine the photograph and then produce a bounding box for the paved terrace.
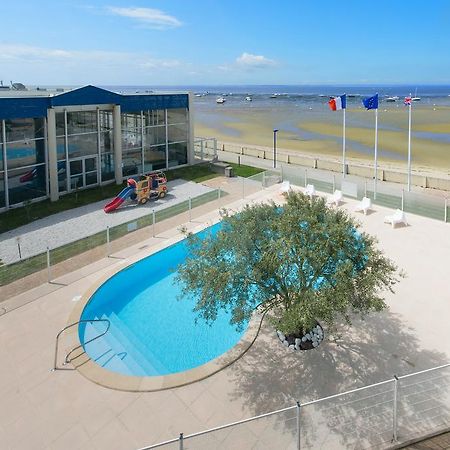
[0,179,449,449]
[0,180,214,265]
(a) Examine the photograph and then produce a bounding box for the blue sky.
[1,0,450,86]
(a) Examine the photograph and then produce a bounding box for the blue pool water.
[79,223,249,377]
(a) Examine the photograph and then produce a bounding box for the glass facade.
[0,103,190,210]
[2,118,47,206]
[122,107,189,175]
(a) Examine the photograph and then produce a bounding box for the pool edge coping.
[66,212,264,392]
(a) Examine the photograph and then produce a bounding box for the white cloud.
[107,7,182,29]
[236,52,275,69]
[0,44,73,61]
[0,43,186,84]
[140,59,181,69]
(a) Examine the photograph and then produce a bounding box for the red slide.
[104,197,124,213]
[104,186,135,213]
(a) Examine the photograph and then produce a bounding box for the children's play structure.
[104,171,168,213]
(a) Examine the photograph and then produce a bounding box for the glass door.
[69,159,83,190]
[69,156,98,190]
[84,157,98,186]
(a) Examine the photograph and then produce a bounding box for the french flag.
[328,94,346,111]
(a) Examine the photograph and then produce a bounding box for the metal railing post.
[152,209,156,237]
[16,236,22,260]
[46,246,51,283]
[106,226,110,257]
[179,432,184,450]
[392,376,399,442]
[296,401,301,450]
[188,197,192,221]
[401,189,404,211]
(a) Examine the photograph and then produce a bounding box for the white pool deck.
[0,181,449,450]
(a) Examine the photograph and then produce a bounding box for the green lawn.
[0,162,262,234]
[165,164,220,183]
[228,163,265,178]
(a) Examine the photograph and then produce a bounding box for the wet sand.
[194,105,450,173]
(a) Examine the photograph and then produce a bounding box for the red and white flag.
[328,94,346,111]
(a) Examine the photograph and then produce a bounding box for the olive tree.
[176,191,400,336]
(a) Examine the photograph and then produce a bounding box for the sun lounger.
[280,181,291,194]
[354,197,372,215]
[327,190,343,207]
[305,184,316,199]
[384,209,408,228]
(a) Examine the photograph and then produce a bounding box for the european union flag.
[362,94,378,110]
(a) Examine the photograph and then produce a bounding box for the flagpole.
[342,106,346,177]
[374,106,378,199]
[407,93,412,191]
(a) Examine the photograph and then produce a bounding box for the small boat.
[270,93,280,99]
[386,96,399,102]
[245,96,252,101]
[411,97,421,102]
[216,97,226,104]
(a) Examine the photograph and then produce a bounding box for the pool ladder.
[53,318,110,371]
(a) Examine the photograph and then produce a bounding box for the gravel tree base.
[276,322,324,351]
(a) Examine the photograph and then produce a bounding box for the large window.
[144,109,165,126]
[168,123,188,144]
[67,111,98,158]
[144,145,166,172]
[99,111,114,182]
[167,108,187,124]
[67,111,97,135]
[0,171,5,209]
[0,121,4,207]
[144,126,166,146]
[121,108,189,176]
[4,118,47,206]
[168,142,188,167]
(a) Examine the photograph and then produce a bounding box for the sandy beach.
[194,103,450,174]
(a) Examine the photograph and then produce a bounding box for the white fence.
[139,364,450,450]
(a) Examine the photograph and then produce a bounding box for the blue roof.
[0,85,189,120]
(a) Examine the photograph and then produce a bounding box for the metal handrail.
[53,318,110,371]
[139,361,450,450]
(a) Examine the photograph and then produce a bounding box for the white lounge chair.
[279,181,291,194]
[354,197,372,215]
[305,184,316,199]
[327,189,343,207]
[384,209,408,228]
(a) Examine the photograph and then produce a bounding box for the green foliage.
[165,164,220,183]
[177,191,401,335]
[228,163,265,178]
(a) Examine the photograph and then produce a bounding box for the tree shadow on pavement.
[226,310,449,449]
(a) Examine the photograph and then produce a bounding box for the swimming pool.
[79,222,249,377]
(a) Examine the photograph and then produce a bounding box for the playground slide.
[104,186,135,213]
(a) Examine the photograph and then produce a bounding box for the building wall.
[0,87,192,211]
